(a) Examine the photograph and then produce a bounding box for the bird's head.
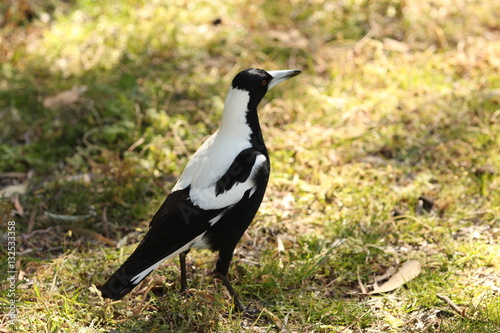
[220,68,301,140]
[231,68,301,98]
[227,68,301,116]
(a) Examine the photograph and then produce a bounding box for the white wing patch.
[172,134,252,192]
[249,186,257,198]
[189,153,267,210]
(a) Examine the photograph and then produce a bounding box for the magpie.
[100,68,301,312]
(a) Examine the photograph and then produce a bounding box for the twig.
[357,266,367,294]
[127,137,145,152]
[262,308,291,333]
[437,294,466,318]
[133,278,162,317]
[27,206,37,234]
[353,29,375,55]
[13,194,24,216]
[22,227,53,240]
[101,206,109,238]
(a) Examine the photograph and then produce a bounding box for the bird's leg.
[214,271,248,313]
[215,251,258,315]
[179,250,190,293]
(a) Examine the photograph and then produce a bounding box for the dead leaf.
[383,38,410,52]
[370,260,421,294]
[0,182,28,198]
[68,227,116,247]
[277,235,285,253]
[43,86,87,110]
[13,194,24,216]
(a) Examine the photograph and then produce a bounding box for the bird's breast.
[172,132,252,192]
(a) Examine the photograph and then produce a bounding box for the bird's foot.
[239,304,260,317]
[213,271,260,316]
[227,286,259,316]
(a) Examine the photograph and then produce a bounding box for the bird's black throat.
[245,103,268,156]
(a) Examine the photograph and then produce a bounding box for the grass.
[1,0,499,331]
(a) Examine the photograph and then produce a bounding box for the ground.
[0,0,499,332]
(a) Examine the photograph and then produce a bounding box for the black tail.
[100,232,194,300]
[100,232,196,300]
[101,263,144,300]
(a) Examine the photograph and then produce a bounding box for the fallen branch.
[437,294,466,318]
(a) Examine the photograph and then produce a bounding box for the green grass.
[1,0,499,332]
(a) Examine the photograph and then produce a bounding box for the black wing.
[100,186,224,300]
[215,148,262,196]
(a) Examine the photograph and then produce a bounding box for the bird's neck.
[219,88,267,153]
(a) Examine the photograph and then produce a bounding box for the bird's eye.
[261,79,267,87]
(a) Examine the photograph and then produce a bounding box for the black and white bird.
[100,68,301,312]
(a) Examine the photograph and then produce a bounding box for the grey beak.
[267,69,302,90]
